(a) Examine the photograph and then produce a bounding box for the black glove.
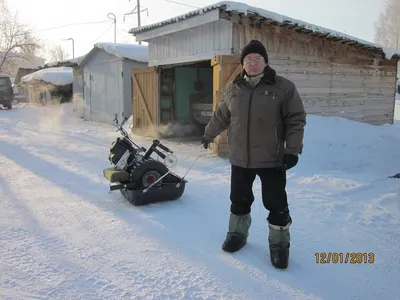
[201,136,211,149]
[283,154,298,170]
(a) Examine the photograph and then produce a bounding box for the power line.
[32,20,112,33]
[124,0,150,44]
[90,23,114,44]
[4,20,112,38]
[163,0,199,9]
[122,0,198,35]
[124,2,149,21]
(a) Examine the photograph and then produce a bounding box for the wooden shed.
[129,1,399,156]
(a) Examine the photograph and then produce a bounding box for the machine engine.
[108,136,140,171]
[103,114,187,206]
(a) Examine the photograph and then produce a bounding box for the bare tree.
[0,0,41,75]
[46,45,69,62]
[374,0,400,49]
[0,0,6,14]
[0,0,9,12]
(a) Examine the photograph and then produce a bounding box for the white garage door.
[89,60,122,123]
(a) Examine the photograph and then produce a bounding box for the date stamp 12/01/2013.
[315,252,375,264]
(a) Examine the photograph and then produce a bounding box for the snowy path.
[1,104,400,299]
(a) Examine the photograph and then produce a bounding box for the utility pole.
[124,0,148,45]
[137,0,141,45]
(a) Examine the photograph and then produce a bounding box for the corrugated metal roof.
[129,1,399,59]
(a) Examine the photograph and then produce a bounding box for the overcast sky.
[9,0,386,60]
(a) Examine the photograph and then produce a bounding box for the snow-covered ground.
[1,101,400,300]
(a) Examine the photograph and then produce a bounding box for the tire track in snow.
[0,150,258,299]
[217,250,322,300]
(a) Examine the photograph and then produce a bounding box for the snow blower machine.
[103,114,187,206]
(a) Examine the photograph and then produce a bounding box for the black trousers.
[230,164,291,227]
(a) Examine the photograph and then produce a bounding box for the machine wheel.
[130,159,169,189]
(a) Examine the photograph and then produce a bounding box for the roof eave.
[129,5,223,36]
[130,8,221,42]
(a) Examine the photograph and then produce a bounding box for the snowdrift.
[20,67,73,86]
[95,42,148,62]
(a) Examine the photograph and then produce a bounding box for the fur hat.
[240,40,268,65]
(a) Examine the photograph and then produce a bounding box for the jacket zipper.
[246,89,254,168]
[274,126,280,154]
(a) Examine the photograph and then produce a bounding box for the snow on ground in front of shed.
[396,96,400,120]
[95,42,148,62]
[20,67,73,86]
[0,101,400,299]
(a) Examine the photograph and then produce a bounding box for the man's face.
[243,53,266,77]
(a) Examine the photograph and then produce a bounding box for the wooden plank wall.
[231,22,397,125]
[131,67,158,136]
[275,58,396,125]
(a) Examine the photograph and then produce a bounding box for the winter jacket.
[204,65,306,169]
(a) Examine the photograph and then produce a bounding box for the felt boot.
[268,222,291,269]
[222,213,251,252]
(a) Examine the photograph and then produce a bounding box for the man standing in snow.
[201,40,306,269]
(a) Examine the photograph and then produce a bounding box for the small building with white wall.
[79,42,148,124]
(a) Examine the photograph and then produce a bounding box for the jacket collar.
[233,65,277,85]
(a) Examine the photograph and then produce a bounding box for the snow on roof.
[20,66,73,86]
[129,1,399,59]
[94,42,148,62]
[44,54,87,68]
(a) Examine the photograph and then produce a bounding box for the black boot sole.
[222,235,247,253]
[270,248,289,269]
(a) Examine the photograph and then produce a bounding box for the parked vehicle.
[189,80,213,125]
[0,75,13,109]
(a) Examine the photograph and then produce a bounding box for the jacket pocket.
[262,126,278,156]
